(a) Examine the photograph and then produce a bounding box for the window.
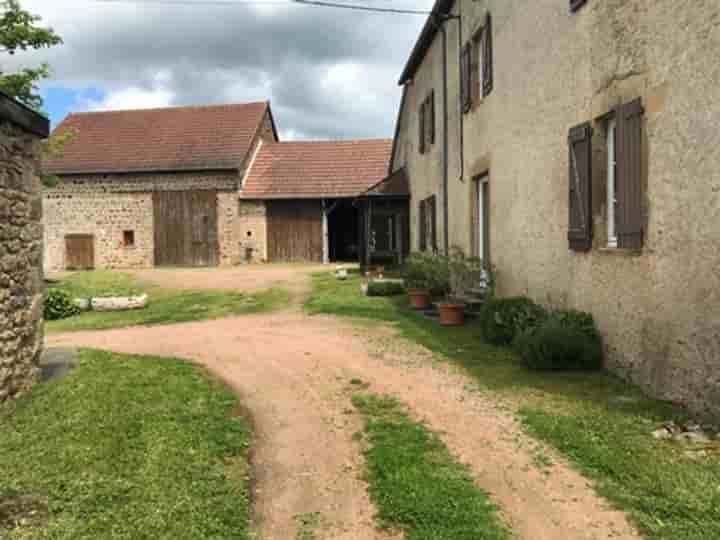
[606,118,617,248]
[475,175,490,262]
[123,230,135,248]
[418,91,435,154]
[567,98,644,252]
[570,0,588,13]
[462,13,493,113]
[460,42,472,112]
[418,196,437,252]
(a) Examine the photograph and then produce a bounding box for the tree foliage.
[0,0,62,109]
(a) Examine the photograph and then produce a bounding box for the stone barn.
[43,103,394,269]
[0,91,49,401]
[42,102,279,271]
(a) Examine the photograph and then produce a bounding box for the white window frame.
[607,118,618,248]
[477,174,489,262]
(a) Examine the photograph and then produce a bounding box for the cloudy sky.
[5,0,434,139]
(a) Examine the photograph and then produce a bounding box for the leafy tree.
[0,0,62,110]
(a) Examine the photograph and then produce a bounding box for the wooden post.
[322,198,329,264]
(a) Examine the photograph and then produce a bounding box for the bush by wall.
[513,317,603,371]
[478,297,548,346]
[366,280,405,297]
[45,289,81,321]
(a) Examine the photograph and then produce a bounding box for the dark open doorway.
[327,199,359,262]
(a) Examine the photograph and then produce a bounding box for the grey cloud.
[11,0,433,139]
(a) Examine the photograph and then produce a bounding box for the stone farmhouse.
[43,103,396,270]
[0,91,49,402]
[390,0,720,417]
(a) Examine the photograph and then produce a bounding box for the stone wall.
[394,0,720,417]
[0,104,48,402]
[43,171,240,271]
[237,200,267,263]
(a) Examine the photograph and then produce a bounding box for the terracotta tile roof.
[241,139,393,199]
[361,167,409,197]
[44,102,272,174]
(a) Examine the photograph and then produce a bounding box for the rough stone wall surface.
[237,200,267,263]
[43,171,239,271]
[0,120,44,402]
[396,0,720,417]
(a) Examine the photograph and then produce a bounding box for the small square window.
[123,230,135,248]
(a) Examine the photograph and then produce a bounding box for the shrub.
[45,289,81,320]
[478,296,547,346]
[513,318,603,371]
[401,252,450,297]
[549,308,599,339]
[366,280,405,297]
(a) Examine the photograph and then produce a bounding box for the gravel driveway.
[46,268,640,540]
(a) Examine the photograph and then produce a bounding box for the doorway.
[476,174,490,263]
[327,199,359,262]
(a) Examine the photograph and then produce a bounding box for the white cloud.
[87,85,175,111]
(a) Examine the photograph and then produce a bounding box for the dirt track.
[47,268,640,540]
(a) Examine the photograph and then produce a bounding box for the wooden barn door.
[267,200,323,262]
[153,190,219,267]
[65,234,94,270]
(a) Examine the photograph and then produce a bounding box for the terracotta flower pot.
[408,289,431,310]
[438,302,466,326]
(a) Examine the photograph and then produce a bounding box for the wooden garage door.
[153,190,219,267]
[65,234,94,270]
[267,200,323,262]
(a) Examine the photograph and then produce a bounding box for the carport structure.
[240,139,394,263]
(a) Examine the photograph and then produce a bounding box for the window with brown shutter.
[482,13,493,98]
[568,122,593,252]
[424,95,432,148]
[570,0,588,13]
[429,195,438,251]
[428,91,435,145]
[418,100,426,155]
[461,43,472,113]
[615,98,645,250]
[419,199,427,250]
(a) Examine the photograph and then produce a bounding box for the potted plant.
[437,248,486,326]
[402,253,435,309]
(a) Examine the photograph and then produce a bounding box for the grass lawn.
[0,349,253,539]
[352,392,509,540]
[47,270,289,333]
[306,272,720,540]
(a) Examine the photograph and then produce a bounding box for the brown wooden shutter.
[429,196,438,251]
[461,43,472,112]
[616,98,644,250]
[482,13,493,98]
[429,91,435,145]
[418,101,425,155]
[568,122,593,252]
[419,200,427,251]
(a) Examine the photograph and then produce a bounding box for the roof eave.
[49,165,241,176]
[240,193,363,200]
[397,0,455,85]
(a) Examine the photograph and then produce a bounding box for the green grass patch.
[47,270,289,333]
[308,272,720,540]
[51,270,143,298]
[352,393,509,540]
[0,349,253,539]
